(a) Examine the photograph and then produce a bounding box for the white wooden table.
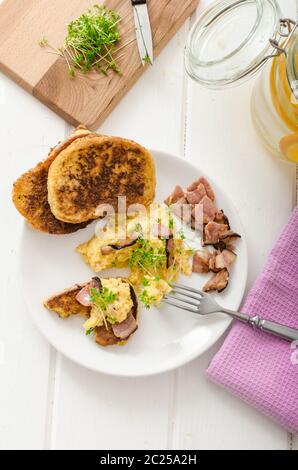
[0,0,297,450]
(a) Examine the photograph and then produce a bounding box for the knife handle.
[131,0,147,5]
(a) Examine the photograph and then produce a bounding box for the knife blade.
[131,0,154,66]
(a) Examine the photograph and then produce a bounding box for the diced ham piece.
[220,234,241,251]
[75,284,92,306]
[191,204,203,231]
[208,252,218,272]
[192,250,211,273]
[172,197,191,223]
[187,180,199,192]
[101,245,115,255]
[198,177,215,202]
[214,210,230,228]
[203,222,230,245]
[187,177,215,201]
[166,238,175,268]
[75,278,101,307]
[220,230,241,241]
[164,185,184,206]
[200,196,217,224]
[193,249,235,275]
[185,183,207,204]
[203,269,229,293]
[101,238,138,254]
[112,312,138,340]
[214,250,236,270]
[112,238,138,249]
[191,195,216,226]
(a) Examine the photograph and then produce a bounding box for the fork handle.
[224,309,298,342]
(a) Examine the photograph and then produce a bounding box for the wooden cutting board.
[0,0,198,129]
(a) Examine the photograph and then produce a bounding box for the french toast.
[44,282,90,319]
[12,126,97,234]
[44,278,138,346]
[47,136,156,224]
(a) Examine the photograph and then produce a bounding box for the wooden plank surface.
[172,345,289,450]
[0,71,66,450]
[173,0,296,450]
[0,0,198,129]
[49,25,189,449]
[0,0,296,451]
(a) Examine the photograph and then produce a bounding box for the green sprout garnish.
[140,290,156,309]
[133,223,144,238]
[68,67,75,77]
[38,5,122,77]
[89,286,117,330]
[86,328,94,336]
[90,287,117,312]
[141,277,150,287]
[38,37,49,47]
[142,53,152,65]
[129,238,167,274]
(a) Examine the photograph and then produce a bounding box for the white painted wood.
[0,72,66,449]
[172,344,289,450]
[53,357,176,450]
[171,0,296,450]
[184,77,294,295]
[49,25,189,450]
[0,0,296,450]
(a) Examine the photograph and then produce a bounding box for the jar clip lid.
[264,18,298,61]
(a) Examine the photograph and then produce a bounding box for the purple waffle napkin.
[206,206,298,434]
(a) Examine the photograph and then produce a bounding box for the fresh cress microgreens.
[140,290,157,309]
[142,53,152,65]
[141,277,150,287]
[39,5,123,77]
[90,287,116,312]
[129,238,167,275]
[89,286,117,330]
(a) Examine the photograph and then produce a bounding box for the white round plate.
[19,150,247,377]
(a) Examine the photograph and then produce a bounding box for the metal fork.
[163,282,298,342]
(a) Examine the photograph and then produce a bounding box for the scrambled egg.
[138,276,172,307]
[77,204,193,309]
[77,234,135,272]
[83,278,133,331]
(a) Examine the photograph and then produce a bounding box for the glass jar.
[185,0,298,163]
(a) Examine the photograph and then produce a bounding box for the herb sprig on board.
[39,4,124,77]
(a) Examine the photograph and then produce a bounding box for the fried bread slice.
[44,278,138,346]
[44,282,90,319]
[47,136,156,224]
[12,126,97,234]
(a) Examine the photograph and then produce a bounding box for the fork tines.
[164,282,203,314]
